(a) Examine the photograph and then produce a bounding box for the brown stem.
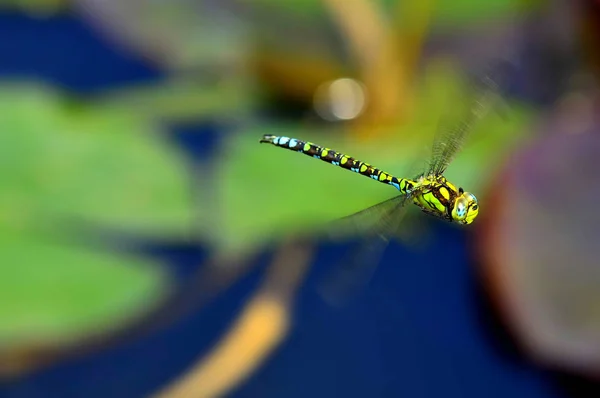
[323,0,405,128]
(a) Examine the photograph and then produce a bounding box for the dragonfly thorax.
[410,175,479,224]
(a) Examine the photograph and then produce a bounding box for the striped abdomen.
[259,134,414,193]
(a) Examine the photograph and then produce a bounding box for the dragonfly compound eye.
[454,192,479,224]
[452,192,479,224]
[464,193,479,224]
[453,197,468,220]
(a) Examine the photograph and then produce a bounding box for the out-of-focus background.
[1,0,600,397]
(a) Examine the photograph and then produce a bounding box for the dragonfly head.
[452,188,479,224]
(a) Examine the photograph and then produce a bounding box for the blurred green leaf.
[209,60,534,253]
[432,0,527,23]
[0,81,194,239]
[0,234,170,348]
[0,81,189,350]
[0,0,66,16]
[93,75,256,123]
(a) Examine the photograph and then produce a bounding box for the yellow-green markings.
[259,134,480,225]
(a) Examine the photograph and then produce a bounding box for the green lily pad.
[0,234,170,348]
[0,81,189,350]
[0,80,194,239]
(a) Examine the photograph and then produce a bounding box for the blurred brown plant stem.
[153,238,314,398]
[323,0,435,138]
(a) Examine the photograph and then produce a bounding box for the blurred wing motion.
[428,60,512,176]
[324,194,409,242]
[318,193,413,305]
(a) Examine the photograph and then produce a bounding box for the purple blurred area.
[478,90,600,378]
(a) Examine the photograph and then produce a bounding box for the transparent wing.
[428,60,513,176]
[318,193,414,305]
[324,194,409,241]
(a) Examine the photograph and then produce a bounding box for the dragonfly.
[259,61,509,300]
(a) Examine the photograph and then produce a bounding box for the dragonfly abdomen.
[260,134,414,193]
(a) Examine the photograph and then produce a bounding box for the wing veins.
[428,61,510,176]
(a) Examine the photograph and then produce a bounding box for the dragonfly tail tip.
[259,134,276,144]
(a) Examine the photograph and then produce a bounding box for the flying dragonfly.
[259,61,510,300]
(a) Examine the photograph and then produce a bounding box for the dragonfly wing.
[428,59,513,176]
[324,194,408,241]
[318,193,413,306]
